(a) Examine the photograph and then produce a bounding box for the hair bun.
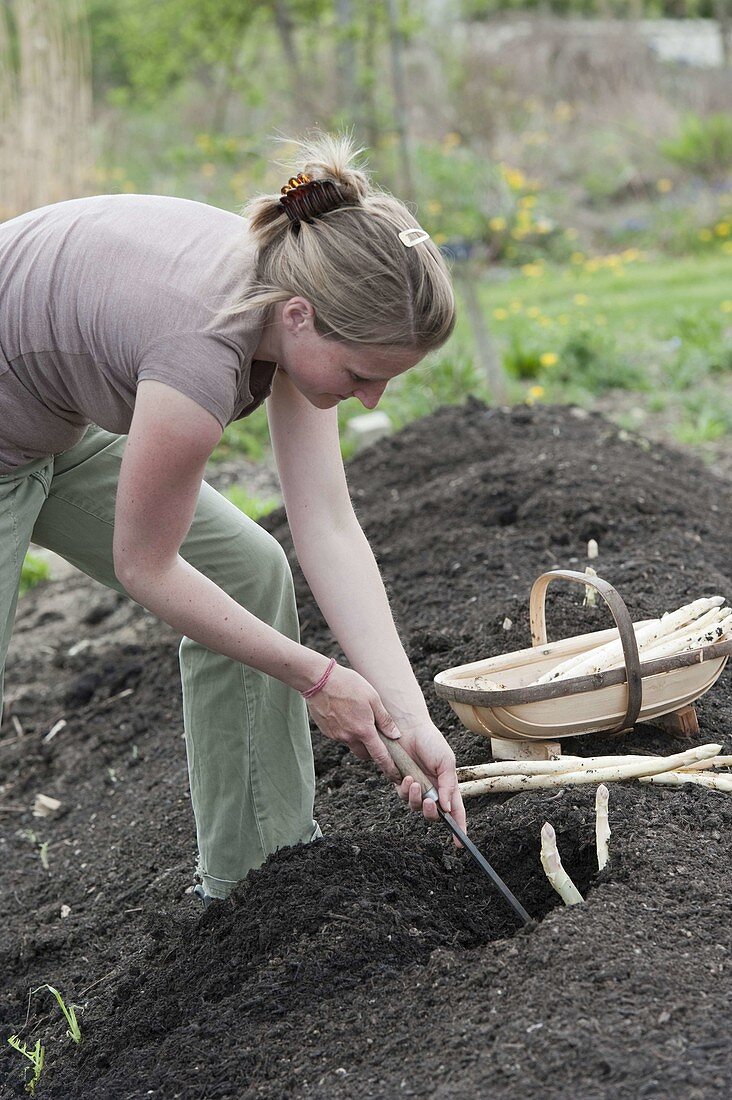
[294,132,370,205]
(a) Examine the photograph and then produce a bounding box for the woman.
[0,133,466,904]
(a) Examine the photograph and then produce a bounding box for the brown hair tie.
[279,172,343,226]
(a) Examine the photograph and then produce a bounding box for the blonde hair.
[227,133,455,352]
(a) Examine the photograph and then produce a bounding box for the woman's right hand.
[304,662,404,783]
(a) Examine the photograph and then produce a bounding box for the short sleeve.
[137,331,243,428]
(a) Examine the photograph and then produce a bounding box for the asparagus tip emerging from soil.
[595,783,610,871]
[540,822,584,906]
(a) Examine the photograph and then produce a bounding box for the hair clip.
[280,173,342,226]
[398,227,430,247]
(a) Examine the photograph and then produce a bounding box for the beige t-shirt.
[0,193,276,470]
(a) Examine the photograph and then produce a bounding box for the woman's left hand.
[392,720,467,844]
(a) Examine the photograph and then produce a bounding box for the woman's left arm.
[268,371,465,829]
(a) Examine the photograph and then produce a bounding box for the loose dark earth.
[1,401,730,1099]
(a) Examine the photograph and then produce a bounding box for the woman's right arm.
[116,380,332,688]
[115,381,401,778]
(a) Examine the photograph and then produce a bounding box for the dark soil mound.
[2,401,731,1099]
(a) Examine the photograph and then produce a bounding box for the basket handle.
[529,569,642,733]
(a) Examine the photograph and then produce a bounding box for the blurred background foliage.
[1,0,731,476]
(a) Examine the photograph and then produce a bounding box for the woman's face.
[275,298,423,410]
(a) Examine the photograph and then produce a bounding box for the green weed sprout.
[31,984,82,1044]
[224,485,279,521]
[7,1035,45,1095]
[20,552,50,596]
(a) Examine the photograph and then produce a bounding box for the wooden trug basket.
[434,570,732,761]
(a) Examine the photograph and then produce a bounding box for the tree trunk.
[270,0,318,119]
[361,1,380,149]
[457,265,509,406]
[335,0,358,120]
[385,0,415,202]
[714,0,731,67]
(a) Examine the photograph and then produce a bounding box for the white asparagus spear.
[639,615,732,664]
[595,784,610,870]
[584,566,598,608]
[456,752,732,783]
[458,755,654,780]
[540,823,583,905]
[536,597,726,685]
[534,619,661,685]
[543,614,729,682]
[682,755,732,771]
[561,611,732,682]
[639,771,732,791]
[642,607,731,652]
[458,744,721,796]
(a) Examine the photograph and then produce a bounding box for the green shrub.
[661,114,732,179]
[676,389,732,444]
[502,332,544,380]
[552,325,647,393]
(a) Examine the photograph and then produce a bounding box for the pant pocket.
[29,465,52,498]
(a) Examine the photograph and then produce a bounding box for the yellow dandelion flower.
[195,133,212,151]
[433,232,448,245]
[554,102,574,122]
[527,385,545,403]
[714,222,730,237]
[622,248,640,262]
[502,165,526,191]
[699,228,713,241]
[519,195,537,209]
[442,131,462,151]
[426,199,442,215]
[510,300,523,312]
[656,178,673,193]
[493,307,509,320]
[573,293,589,306]
[721,301,732,313]
[540,352,558,367]
[527,306,541,318]
[489,216,507,232]
[521,263,544,278]
[584,260,600,273]
[571,251,585,264]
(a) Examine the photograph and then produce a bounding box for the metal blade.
[436,805,533,926]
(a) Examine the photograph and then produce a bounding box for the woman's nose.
[355,382,387,409]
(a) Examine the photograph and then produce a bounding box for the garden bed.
[1,400,731,1098]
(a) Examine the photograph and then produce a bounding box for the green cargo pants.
[0,426,319,898]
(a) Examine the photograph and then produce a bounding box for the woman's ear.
[281,297,316,336]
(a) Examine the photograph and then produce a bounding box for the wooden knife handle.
[377,732,438,800]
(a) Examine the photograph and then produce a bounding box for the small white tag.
[398,227,430,247]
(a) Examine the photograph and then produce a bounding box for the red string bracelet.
[301,657,336,699]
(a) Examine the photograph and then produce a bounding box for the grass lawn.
[460,250,732,344]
